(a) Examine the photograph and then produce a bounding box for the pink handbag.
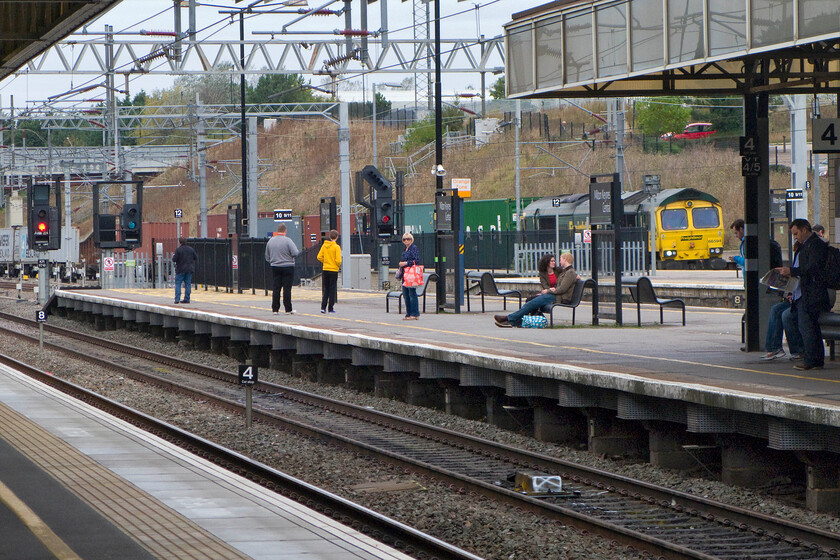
[402,265,424,287]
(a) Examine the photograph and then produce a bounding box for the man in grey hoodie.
[265,223,300,314]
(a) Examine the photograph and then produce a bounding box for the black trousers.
[271,266,295,312]
[321,270,338,311]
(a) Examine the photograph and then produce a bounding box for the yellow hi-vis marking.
[459,244,464,254]
[0,480,83,560]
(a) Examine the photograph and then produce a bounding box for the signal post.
[92,180,144,290]
[359,166,394,290]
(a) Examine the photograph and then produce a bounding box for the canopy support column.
[743,83,773,352]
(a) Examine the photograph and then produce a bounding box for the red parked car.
[661,122,716,140]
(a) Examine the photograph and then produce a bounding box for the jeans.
[765,300,789,352]
[781,305,803,355]
[506,293,555,326]
[792,300,825,367]
[402,286,419,317]
[174,272,192,302]
[271,266,295,312]
[321,270,338,311]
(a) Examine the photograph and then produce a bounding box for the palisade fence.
[513,238,647,276]
[100,230,648,291]
[99,252,176,289]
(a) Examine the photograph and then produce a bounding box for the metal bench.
[548,278,598,326]
[385,272,438,314]
[465,271,521,313]
[626,276,686,326]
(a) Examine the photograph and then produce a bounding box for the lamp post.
[372,82,401,169]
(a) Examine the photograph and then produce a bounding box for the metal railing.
[99,252,175,289]
[99,230,648,293]
[514,230,648,277]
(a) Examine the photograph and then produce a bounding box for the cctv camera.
[431,164,447,177]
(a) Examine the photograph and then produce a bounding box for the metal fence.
[514,238,647,276]
[99,252,176,289]
[102,229,648,292]
[192,239,233,291]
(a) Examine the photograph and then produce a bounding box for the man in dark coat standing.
[778,219,830,370]
[172,237,198,304]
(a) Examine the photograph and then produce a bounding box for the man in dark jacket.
[778,219,830,370]
[172,237,198,304]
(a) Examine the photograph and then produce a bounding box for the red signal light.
[37,222,48,233]
[381,216,390,223]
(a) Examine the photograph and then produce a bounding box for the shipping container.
[301,213,362,249]
[197,214,229,239]
[0,227,79,265]
[133,222,190,258]
[402,198,540,233]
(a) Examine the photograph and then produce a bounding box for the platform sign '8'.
[36,310,47,323]
[238,365,258,386]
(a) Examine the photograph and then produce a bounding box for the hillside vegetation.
[131,102,824,251]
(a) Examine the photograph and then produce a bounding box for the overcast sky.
[0,0,519,110]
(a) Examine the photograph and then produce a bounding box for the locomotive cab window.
[661,209,688,230]
[692,207,720,229]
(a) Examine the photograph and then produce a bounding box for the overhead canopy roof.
[0,1,122,82]
[504,0,840,98]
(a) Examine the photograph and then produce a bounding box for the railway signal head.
[29,183,57,250]
[121,204,142,246]
[362,165,394,236]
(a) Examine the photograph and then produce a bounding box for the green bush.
[403,106,467,151]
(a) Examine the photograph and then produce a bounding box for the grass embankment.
[120,103,825,251]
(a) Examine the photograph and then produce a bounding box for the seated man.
[495,252,578,328]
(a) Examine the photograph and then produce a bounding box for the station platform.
[0,362,415,560]
[49,275,840,512]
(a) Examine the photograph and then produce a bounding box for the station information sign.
[274,209,293,221]
[812,119,840,153]
[740,136,761,177]
[769,190,786,219]
[238,365,258,386]
[786,189,804,201]
[589,182,612,225]
[434,194,453,232]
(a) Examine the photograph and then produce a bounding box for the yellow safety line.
[0,480,83,560]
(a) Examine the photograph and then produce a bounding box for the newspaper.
[760,269,798,294]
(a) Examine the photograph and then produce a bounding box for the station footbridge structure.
[504,0,840,351]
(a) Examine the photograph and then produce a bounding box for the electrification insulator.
[140,30,177,36]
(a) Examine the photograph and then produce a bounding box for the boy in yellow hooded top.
[316,229,342,313]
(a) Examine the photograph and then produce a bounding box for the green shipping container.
[402,198,539,233]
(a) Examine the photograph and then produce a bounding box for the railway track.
[0,313,481,560]
[1,310,838,560]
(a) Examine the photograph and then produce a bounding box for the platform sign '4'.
[812,119,840,153]
[238,365,258,386]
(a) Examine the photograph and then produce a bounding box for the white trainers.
[789,353,802,360]
[286,310,296,314]
[760,349,786,360]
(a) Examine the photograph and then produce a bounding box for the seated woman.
[495,253,578,328]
